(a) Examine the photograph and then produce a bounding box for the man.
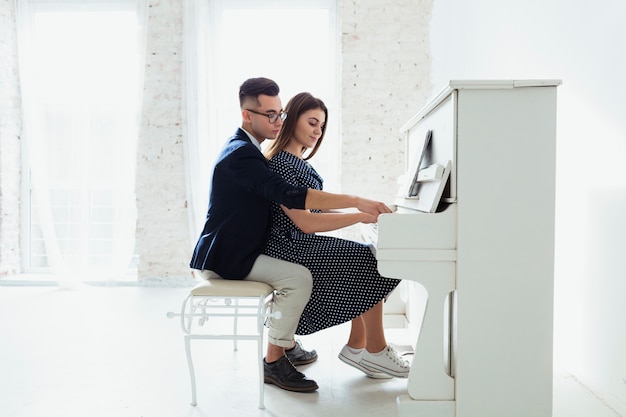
[190,77,391,393]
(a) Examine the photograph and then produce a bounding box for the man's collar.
[240,128,262,151]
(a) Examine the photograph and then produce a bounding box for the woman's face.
[291,108,325,151]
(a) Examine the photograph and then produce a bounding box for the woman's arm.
[303,189,392,217]
[281,205,377,234]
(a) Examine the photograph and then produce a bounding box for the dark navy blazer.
[189,128,308,279]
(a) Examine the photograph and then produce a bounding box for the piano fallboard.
[363,203,457,256]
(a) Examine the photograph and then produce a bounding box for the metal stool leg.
[233,297,239,351]
[257,294,265,409]
[185,335,198,406]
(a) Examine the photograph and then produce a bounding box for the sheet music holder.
[397,128,451,213]
[413,160,451,212]
[402,129,432,197]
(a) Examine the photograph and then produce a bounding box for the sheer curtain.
[16,0,148,286]
[182,0,214,247]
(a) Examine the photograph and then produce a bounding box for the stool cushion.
[191,279,274,297]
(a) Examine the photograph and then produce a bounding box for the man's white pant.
[195,254,312,348]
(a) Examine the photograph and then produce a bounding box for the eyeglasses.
[246,108,287,123]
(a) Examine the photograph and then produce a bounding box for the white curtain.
[16,0,149,286]
[182,0,217,247]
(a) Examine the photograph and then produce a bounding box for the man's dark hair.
[239,77,280,108]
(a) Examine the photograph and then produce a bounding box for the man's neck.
[242,124,265,142]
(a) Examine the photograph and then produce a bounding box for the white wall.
[340,0,432,203]
[0,0,21,275]
[429,0,626,413]
[135,0,190,282]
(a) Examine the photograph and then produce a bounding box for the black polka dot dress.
[264,150,401,335]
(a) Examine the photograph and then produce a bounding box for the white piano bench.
[166,277,279,409]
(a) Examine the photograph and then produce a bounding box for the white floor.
[0,285,621,417]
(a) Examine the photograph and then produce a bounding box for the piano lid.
[400,79,562,134]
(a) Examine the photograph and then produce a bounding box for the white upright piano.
[364,80,561,417]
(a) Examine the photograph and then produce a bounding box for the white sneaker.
[338,345,392,379]
[360,345,410,378]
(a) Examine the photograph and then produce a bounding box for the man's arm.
[304,189,392,217]
[231,145,390,216]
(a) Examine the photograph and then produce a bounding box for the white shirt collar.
[241,128,262,151]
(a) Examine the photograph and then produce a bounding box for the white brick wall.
[339,0,432,239]
[340,0,432,203]
[0,0,433,281]
[135,0,190,281]
[0,0,22,275]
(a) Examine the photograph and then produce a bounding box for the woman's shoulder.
[272,149,295,160]
[269,150,297,167]
[269,151,306,181]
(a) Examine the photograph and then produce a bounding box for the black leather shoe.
[264,357,319,393]
[285,339,318,365]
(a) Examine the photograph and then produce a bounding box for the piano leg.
[379,261,456,417]
[407,266,455,400]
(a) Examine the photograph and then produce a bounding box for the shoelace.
[385,346,410,368]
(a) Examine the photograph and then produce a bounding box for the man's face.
[243,94,284,143]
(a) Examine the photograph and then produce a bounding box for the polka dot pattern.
[264,151,401,335]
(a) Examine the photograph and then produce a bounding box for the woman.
[263,92,410,379]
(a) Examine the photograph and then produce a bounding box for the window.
[19,1,142,277]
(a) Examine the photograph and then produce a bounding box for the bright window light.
[23,6,140,276]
